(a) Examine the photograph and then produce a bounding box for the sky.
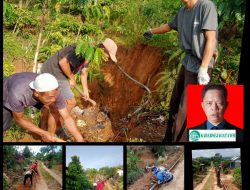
[66,146,123,169]
[192,148,240,158]
[15,145,62,154]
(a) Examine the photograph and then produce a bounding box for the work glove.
[143,30,153,40]
[198,66,210,85]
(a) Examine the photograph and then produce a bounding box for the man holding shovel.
[3,72,84,142]
[40,38,118,138]
[144,0,218,141]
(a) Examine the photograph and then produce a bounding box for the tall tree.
[66,156,91,190]
[23,146,32,158]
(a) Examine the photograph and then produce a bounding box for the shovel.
[74,86,97,106]
[54,136,66,142]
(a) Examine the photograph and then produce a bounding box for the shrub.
[127,150,143,184]
[233,168,242,188]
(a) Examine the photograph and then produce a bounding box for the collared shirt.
[206,120,226,130]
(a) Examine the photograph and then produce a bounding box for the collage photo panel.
[2,0,250,189]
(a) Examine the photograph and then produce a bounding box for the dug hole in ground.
[4,44,167,142]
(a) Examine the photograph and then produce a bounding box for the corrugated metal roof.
[231,156,240,161]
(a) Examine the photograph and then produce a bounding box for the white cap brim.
[29,81,36,90]
[109,53,117,63]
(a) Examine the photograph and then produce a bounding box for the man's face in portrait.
[201,89,228,125]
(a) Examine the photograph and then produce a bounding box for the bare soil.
[194,168,240,190]
[221,174,240,190]
[84,44,166,142]
[13,162,62,190]
[15,171,48,190]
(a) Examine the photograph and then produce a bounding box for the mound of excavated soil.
[71,106,114,142]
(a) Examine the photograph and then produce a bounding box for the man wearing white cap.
[40,38,117,136]
[3,72,84,142]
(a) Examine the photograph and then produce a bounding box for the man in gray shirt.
[40,38,117,112]
[144,0,218,141]
[40,39,117,136]
[3,72,84,142]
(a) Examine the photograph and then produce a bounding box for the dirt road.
[213,171,223,190]
[158,159,184,190]
[16,172,48,190]
[194,169,213,190]
[40,162,62,186]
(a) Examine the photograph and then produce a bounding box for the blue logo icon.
[189,130,200,142]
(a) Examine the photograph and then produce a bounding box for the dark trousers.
[163,65,205,141]
[217,174,221,187]
[3,107,13,131]
[23,174,33,186]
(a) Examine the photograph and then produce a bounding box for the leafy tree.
[37,146,62,167]
[99,166,117,179]
[66,156,91,190]
[86,168,98,182]
[213,0,246,32]
[211,153,223,167]
[22,146,32,158]
[150,146,166,157]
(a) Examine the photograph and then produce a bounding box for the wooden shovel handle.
[74,86,97,106]
[54,136,66,142]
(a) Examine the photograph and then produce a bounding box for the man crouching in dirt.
[39,38,118,138]
[3,72,84,142]
[151,166,174,185]
[23,168,34,187]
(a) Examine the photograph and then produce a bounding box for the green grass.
[4,122,26,141]
[39,164,61,190]
[4,108,41,141]
[193,173,207,187]
[202,171,214,190]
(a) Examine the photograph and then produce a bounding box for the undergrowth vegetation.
[127,150,144,184]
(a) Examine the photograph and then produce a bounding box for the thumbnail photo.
[3,145,62,190]
[187,84,244,142]
[127,145,184,190]
[192,148,241,190]
[66,145,123,190]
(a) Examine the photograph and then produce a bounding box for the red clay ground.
[85,44,166,142]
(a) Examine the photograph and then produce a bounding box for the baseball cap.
[29,73,59,92]
[102,38,118,63]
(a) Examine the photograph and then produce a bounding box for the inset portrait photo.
[187,84,244,142]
